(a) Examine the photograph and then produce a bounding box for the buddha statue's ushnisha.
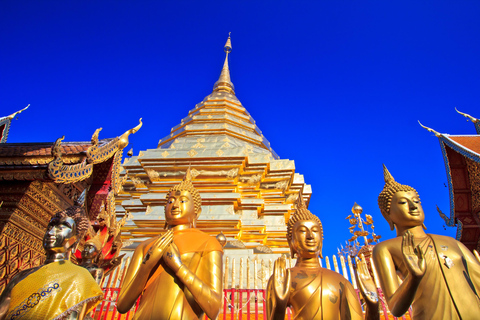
[117,168,223,319]
[373,165,480,319]
[0,206,103,320]
[266,196,379,320]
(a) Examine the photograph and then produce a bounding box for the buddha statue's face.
[165,190,197,227]
[43,216,77,252]
[389,191,424,228]
[291,220,322,258]
[82,242,99,260]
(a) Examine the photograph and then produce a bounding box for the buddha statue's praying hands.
[266,197,379,320]
[116,168,223,320]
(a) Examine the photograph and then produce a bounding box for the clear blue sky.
[2,1,479,255]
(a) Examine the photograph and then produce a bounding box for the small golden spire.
[455,107,478,123]
[213,33,235,95]
[6,104,29,120]
[418,120,442,137]
[455,107,480,134]
[118,118,143,150]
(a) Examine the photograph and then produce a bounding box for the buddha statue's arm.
[88,268,105,285]
[355,256,379,320]
[265,257,291,320]
[163,243,223,319]
[458,240,480,291]
[117,231,174,313]
[372,232,425,317]
[0,282,12,320]
[342,280,366,320]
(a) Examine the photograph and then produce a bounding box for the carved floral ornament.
[48,119,142,184]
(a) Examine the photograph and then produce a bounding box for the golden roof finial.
[6,104,29,120]
[418,120,442,137]
[118,118,143,150]
[455,107,480,134]
[213,33,235,95]
[455,107,478,123]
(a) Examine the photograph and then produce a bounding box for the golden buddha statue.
[0,206,103,320]
[117,168,223,319]
[266,197,379,320]
[372,165,480,319]
[81,236,105,285]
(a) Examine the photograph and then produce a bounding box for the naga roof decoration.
[48,119,142,184]
[420,110,480,251]
[117,36,312,255]
[0,105,29,143]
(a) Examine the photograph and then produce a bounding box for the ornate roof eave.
[420,120,480,245]
[456,108,480,134]
[48,119,142,184]
[419,121,461,238]
[0,105,29,143]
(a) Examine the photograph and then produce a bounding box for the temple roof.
[421,110,480,251]
[0,105,29,143]
[0,140,110,167]
[444,135,480,159]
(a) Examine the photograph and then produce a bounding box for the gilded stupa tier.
[116,36,312,257]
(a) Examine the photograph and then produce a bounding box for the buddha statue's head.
[378,165,425,232]
[43,206,89,254]
[82,236,103,261]
[165,168,202,228]
[287,196,323,259]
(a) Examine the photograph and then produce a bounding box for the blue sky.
[2,1,479,255]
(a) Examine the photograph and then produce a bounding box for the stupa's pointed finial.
[224,32,232,53]
[213,33,235,95]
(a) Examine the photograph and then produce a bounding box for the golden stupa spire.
[213,33,235,95]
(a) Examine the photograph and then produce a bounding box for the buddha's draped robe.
[375,234,480,320]
[133,228,223,320]
[406,235,480,319]
[281,267,363,320]
[5,261,103,320]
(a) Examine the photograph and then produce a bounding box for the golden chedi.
[0,206,103,320]
[117,168,223,319]
[373,165,480,319]
[266,197,378,320]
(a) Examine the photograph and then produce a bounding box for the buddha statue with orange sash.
[266,197,379,320]
[117,168,223,320]
[0,206,103,320]
[373,165,480,319]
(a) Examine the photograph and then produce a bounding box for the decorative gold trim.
[418,120,442,137]
[5,105,29,120]
[48,120,142,184]
[455,107,479,124]
[48,136,93,184]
